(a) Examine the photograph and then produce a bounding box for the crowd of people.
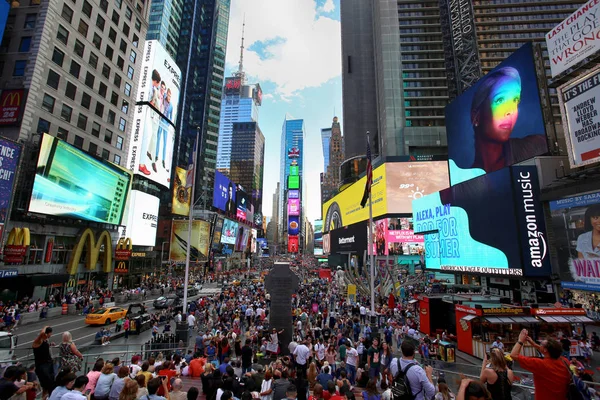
[1,256,600,400]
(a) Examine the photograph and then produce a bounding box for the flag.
[360,133,373,208]
[185,138,198,188]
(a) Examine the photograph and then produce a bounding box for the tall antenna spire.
[237,15,246,82]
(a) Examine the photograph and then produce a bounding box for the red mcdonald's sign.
[0,89,25,125]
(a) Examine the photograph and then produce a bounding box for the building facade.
[146,0,183,59]
[321,127,332,172]
[229,121,265,220]
[340,0,575,161]
[175,0,230,209]
[321,117,344,204]
[278,118,304,245]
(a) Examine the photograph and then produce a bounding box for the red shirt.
[515,355,571,400]
[189,358,206,377]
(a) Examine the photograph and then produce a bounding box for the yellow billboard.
[169,220,211,263]
[322,161,449,232]
[171,167,191,216]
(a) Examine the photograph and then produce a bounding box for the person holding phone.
[32,326,56,399]
[60,376,90,400]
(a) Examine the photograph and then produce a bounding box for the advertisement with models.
[550,191,600,291]
[123,190,159,246]
[221,218,239,245]
[169,219,211,263]
[322,161,449,232]
[213,170,237,215]
[30,134,131,225]
[373,218,424,256]
[413,166,551,277]
[128,105,175,188]
[136,40,181,125]
[446,43,547,186]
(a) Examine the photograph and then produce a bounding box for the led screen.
[170,219,211,263]
[0,138,21,230]
[236,189,249,221]
[30,134,131,225]
[372,218,423,256]
[212,217,224,250]
[288,175,299,189]
[213,170,236,214]
[550,192,600,292]
[288,236,299,253]
[123,190,159,246]
[288,190,299,199]
[290,165,299,176]
[289,215,300,235]
[447,43,547,185]
[220,218,239,245]
[288,199,300,216]
[413,166,551,277]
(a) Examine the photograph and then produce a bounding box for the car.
[175,287,198,298]
[85,307,127,325]
[153,295,181,309]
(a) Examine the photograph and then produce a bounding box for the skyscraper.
[279,118,304,245]
[146,0,183,59]
[340,0,574,161]
[321,117,344,204]
[175,0,230,208]
[229,121,265,223]
[321,127,332,172]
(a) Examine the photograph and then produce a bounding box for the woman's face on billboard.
[590,215,600,232]
[477,75,521,143]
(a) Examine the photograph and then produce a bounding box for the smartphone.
[85,390,91,396]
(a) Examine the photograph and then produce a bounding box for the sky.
[224,0,342,225]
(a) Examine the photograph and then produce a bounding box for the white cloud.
[320,0,335,13]
[226,0,341,98]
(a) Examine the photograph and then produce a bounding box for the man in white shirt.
[314,339,326,363]
[359,305,367,323]
[345,341,359,385]
[187,312,196,334]
[292,339,311,377]
[245,306,255,328]
[175,312,182,324]
[60,376,89,400]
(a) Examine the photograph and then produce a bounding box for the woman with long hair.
[94,363,117,400]
[60,332,83,373]
[479,349,513,400]
[201,363,215,396]
[380,343,392,373]
[307,362,318,390]
[325,345,337,374]
[118,379,138,400]
[259,369,274,400]
[457,380,491,400]
[434,378,455,400]
[135,375,148,399]
[361,378,381,400]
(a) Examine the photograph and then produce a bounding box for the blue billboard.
[413,166,550,277]
[0,138,21,230]
[213,170,236,214]
[289,215,300,236]
[0,1,9,47]
[447,43,547,185]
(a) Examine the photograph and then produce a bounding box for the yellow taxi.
[85,307,127,325]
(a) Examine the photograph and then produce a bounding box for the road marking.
[16,317,85,337]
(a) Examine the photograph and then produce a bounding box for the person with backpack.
[389,341,435,400]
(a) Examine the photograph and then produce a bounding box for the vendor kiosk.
[531,307,595,356]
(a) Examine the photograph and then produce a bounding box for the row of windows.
[35,118,122,165]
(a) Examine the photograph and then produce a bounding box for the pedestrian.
[60,332,83,373]
[479,349,513,400]
[32,326,56,399]
[123,318,130,339]
[389,341,436,400]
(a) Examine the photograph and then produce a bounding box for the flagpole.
[183,131,199,318]
[367,132,375,323]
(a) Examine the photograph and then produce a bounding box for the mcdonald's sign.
[115,260,129,274]
[67,228,113,275]
[0,89,24,125]
[4,227,30,264]
[115,237,132,261]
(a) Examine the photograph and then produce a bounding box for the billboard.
[136,40,181,125]
[225,77,242,95]
[314,219,323,256]
[290,165,299,176]
[330,222,367,254]
[0,89,25,125]
[236,189,249,221]
[169,219,211,263]
[212,217,224,249]
[172,166,191,216]
[0,139,21,236]
[288,235,299,253]
[323,161,449,232]
[253,84,263,106]
[251,229,258,253]
[123,190,159,246]
[288,175,299,189]
[288,189,299,199]
[221,218,239,245]
[550,191,600,291]
[289,215,300,235]
[546,1,600,78]
[288,198,300,216]
[373,218,424,256]
[0,1,8,47]
[446,43,547,186]
[288,147,300,158]
[559,67,600,168]
[323,233,330,255]
[213,170,237,214]
[128,105,175,188]
[30,134,131,225]
[413,166,551,277]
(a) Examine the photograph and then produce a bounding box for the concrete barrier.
[115,294,127,304]
[130,293,140,301]
[46,307,62,319]
[68,304,78,315]
[151,289,160,296]
[19,312,39,325]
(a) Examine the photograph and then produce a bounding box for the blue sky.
[224,0,342,225]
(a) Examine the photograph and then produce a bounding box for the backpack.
[561,359,593,400]
[391,360,420,400]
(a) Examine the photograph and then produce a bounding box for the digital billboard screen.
[236,189,249,221]
[288,235,299,253]
[288,198,300,216]
[290,165,299,176]
[550,192,600,291]
[288,175,299,189]
[288,189,299,199]
[0,138,21,232]
[289,215,300,236]
[213,170,236,214]
[170,219,211,263]
[446,43,547,186]
[257,238,268,249]
[323,161,449,232]
[172,166,191,216]
[128,105,175,188]
[212,217,224,250]
[221,218,239,245]
[30,134,131,225]
[413,166,551,277]
[123,190,159,246]
[372,218,423,256]
[136,40,181,125]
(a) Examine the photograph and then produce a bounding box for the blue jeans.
[155,123,167,161]
[369,366,380,379]
[346,364,357,384]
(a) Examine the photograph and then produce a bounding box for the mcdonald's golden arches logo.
[1,91,21,107]
[0,89,24,125]
[4,227,30,264]
[115,237,132,261]
[115,260,129,274]
[67,228,112,275]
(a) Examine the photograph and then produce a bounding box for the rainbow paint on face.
[478,75,522,143]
